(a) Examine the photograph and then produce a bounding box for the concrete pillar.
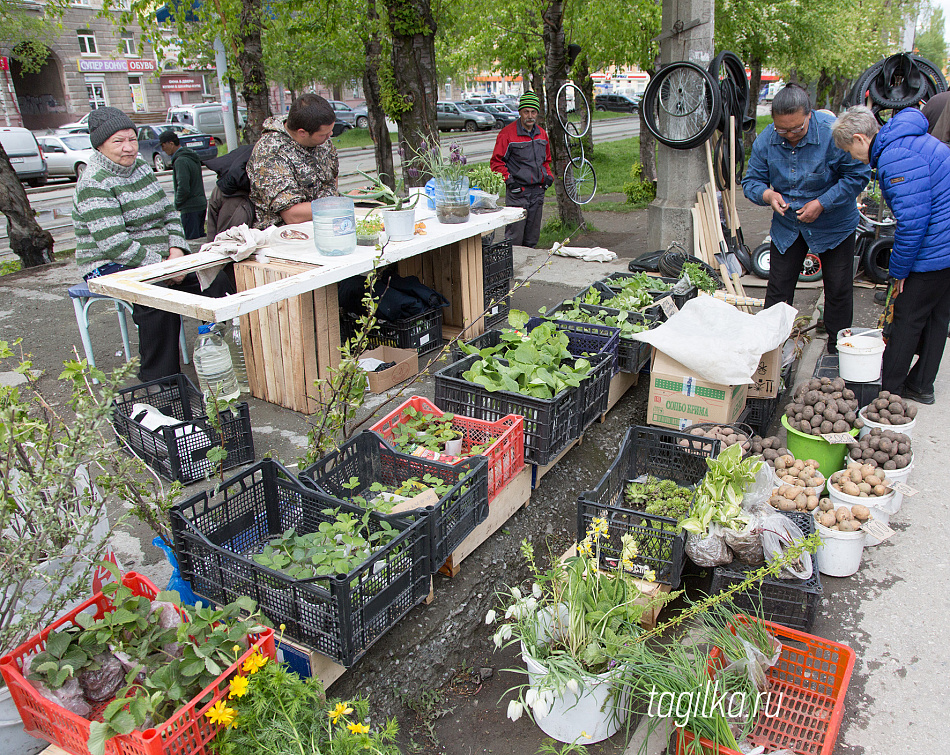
[647,0,715,255]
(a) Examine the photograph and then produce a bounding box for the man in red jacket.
[490,92,554,247]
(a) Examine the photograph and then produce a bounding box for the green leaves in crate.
[680,444,761,536]
[540,302,656,338]
[459,311,593,399]
[389,407,464,454]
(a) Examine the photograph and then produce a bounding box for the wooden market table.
[88,204,524,413]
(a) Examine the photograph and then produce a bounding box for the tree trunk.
[0,151,54,268]
[228,77,241,142]
[364,0,395,190]
[332,84,343,101]
[384,0,438,188]
[830,76,849,112]
[237,0,272,143]
[531,67,545,121]
[543,0,583,229]
[574,54,595,156]
[744,56,763,154]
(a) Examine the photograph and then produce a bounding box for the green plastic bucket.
[781,414,858,480]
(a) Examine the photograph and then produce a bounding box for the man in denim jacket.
[743,85,871,353]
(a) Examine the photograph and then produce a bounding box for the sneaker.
[902,386,935,405]
[874,290,886,304]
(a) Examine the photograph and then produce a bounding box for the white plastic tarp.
[632,296,797,385]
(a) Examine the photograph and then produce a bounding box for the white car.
[35,133,95,180]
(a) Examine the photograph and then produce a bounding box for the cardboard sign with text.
[747,346,782,399]
[647,348,748,430]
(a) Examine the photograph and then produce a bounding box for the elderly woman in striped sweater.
[72,107,190,381]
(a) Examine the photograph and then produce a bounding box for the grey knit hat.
[88,107,137,149]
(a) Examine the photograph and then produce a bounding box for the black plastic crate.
[435,353,585,465]
[298,431,488,571]
[575,281,665,322]
[482,238,514,289]
[484,279,512,328]
[601,273,698,310]
[341,305,443,355]
[577,426,719,587]
[548,300,659,374]
[170,459,431,666]
[449,328,502,364]
[112,373,254,484]
[526,316,621,376]
[739,396,780,436]
[709,511,822,631]
[812,353,880,409]
[577,352,614,433]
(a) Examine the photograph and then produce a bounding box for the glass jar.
[434,176,470,224]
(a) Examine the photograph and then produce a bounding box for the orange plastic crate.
[369,395,525,502]
[677,618,855,755]
[0,572,275,755]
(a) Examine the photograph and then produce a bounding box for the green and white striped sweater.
[73,150,187,277]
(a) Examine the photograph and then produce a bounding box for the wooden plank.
[438,466,532,576]
[460,234,485,337]
[530,436,580,488]
[275,289,297,411]
[311,285,334,409]
[235,264,262,398]
[255,266,280,406]
[600,370,639,422]
[690,206,703,262]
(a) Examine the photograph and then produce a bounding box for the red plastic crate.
[677,618,855,755]
[0,572,275,755]
[369,395,525,502]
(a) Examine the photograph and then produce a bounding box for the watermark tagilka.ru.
[648,680,784,727]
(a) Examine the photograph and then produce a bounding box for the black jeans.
[181,210,206,241]
[504,184,545,248]
[881,266,950,394]
[765,233,854,353]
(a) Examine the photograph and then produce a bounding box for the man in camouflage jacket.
[248,93,339,229]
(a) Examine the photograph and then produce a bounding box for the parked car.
[351,103,369,128]
[166,103,246,145]
[35,132,94,180]
[465,96,502,105]
[1,126,47,187]
[136,124,217,172]
[436,101,495,132]
[331,119,351,138]
[594,93,640,113]
[328,100,357,127]
[472,103,518,128]
[58,112,92,133]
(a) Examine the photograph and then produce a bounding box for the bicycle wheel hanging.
[563,158,597,204]
[564,131,585,165]
[642,61,722,149]
[555,82,591,138]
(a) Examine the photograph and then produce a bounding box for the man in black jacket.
[160,130,208,240]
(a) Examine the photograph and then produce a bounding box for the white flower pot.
[519,606,629,744]
[381,208,416,241]
[0,680,50,755]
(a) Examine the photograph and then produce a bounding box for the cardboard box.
[275,634,346,687]
[362,345,419,393]
[648,349,748,429]
[747,346,782,399]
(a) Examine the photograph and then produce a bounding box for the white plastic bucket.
[883,454,914,512]
[815,519,867,576]
[858,405,917,439]
[828,484,898,547]
[837,335,885,382]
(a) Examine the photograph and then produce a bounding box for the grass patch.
[538,217,598,249]
[0,259,22,277]
[591,110,634,121]
[757,113,771,134]
[333,128,375,149]
[587,136,641,195]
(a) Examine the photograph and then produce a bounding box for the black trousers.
[504,184,545,248]
[765,233,854,352]
[881,266,950,394]
[181,210,206,241]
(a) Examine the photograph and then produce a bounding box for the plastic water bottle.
[213,319,248,393]
[193,324,240,403]
[311,196,357,256]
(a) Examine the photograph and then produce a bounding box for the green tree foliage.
[0,0,66,73]
[916,5,948,71]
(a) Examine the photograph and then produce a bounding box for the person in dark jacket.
[743,84,871,354]
[204,145,256,240]
[490,91,554,248]
[160,130,208,240]
[833,105,950,404]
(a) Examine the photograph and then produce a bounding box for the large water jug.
[312,196,357,256]
[193,324,240,403]
[212,319,248,393]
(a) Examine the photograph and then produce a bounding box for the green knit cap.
[519,92,541,112]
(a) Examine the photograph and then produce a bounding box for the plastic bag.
[22,655,93,718]
[78,651,125,702]
[724,464,776,564]
[686,524,733,567]
[717,632,782,694]
[470,189,499,211]
[149,600,182,630]
[761,513,813,580]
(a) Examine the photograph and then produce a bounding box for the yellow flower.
[232,644,241,653]
[242,653,267,675]
[643,568,657,583]
[347,721,370,735]
[205,700,237,727]
[329,702,354,725]
[228,675,249,699]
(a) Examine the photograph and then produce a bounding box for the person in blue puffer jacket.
[832,106,950,404]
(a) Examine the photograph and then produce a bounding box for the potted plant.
[406,140,471,224]
[487,522,674,744]
[354,170,419,241]
[356,216,385,246]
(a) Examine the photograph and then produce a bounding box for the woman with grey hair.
[743,84,871,353]
[832,105,950,404]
